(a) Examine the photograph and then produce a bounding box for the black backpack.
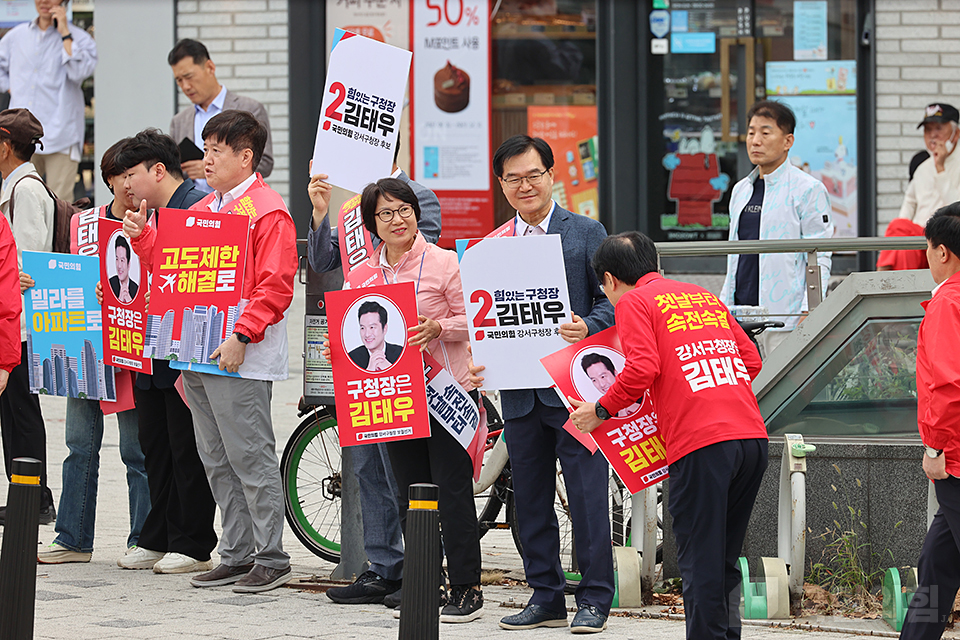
[9,173,90,253]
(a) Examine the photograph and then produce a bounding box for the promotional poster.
[527,106,599,221]
[326,282,430,446]
[540,327,668,493]
[23,251,116,401]
[144,208,249,375]
[99,217,152,375]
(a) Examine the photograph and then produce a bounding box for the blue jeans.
[353,442,404,581]
[53,398,150,552]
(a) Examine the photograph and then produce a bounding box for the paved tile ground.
[0,280,955,639]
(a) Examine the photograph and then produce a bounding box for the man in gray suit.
[470,135,615,633]
[167,39,273,193]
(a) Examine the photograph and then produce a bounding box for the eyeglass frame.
[375,203,417,223]
[499,168,550,189]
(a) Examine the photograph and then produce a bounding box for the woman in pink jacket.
[325,178,483,622]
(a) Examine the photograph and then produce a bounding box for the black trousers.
[0,341,53,507]
[901,475,960,640]
[386,405,481,587]
[504,397,615,615]
[669,438,768,640]
[134,385,217,560]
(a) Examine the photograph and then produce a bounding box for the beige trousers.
[31,152,79,201]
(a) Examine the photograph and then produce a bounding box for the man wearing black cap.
[898,103,960,229]
[0,107,57,525]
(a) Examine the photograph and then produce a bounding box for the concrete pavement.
[0,281,953,639]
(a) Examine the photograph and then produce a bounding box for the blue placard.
[670,32,716,54]
[22,251,116,400]
[671,10,689,32]
[794,1,828,61]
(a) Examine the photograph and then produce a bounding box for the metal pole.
[398,484,441,640]
[640,485,658,597]
[330,445,368,581]
[0,457,42,640]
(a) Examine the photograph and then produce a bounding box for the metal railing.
[655,236,928,310]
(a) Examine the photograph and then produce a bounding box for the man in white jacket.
[0,108,56,525]
[720,100,833,358]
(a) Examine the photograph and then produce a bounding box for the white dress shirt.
[208,172,258,213]
[191,85,228,192]
[0,19,97,158]
[514,200,556,236]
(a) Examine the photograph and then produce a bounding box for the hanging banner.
[99,218,152,375]
[527,106,599,221]
[767,60,857,237]
[540,327,668,493]
[326,282,431,446]
[411,0,493,248]
[459,234,571,390]
[144,208,249,375]
[313,29,412,194]
[22,250,115,401]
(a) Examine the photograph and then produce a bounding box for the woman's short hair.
[359,178,422,238]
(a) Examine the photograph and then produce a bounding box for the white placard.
[459,235,571,390]
[312,29,412,194]
[411,0,490,191]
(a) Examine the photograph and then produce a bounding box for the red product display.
[667,153,722,227]
[600,273,766,465]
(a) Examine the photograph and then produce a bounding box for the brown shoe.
[232,564,292,593]
[190,563,255,588]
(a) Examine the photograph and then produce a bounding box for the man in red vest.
[569,231,767,640]
[125,110,297,593]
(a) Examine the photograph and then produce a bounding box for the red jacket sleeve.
[130,222,157,272]
[601,293,661,414]
[232,210,298,342]
[0,217,21,372]
[918,297,960,449]
[732,319,763,380]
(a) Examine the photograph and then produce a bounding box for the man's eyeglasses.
[500,168,549,189]
[375,204,416,223]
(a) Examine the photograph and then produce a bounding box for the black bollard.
[0,457,42,640]
[398,483,441,640]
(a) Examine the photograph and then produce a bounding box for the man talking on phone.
[0,0,97,201]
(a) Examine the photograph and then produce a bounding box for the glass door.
[650,0,858,243]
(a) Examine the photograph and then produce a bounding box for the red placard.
[540,327,669,493]
[99,218,152,374]
[145,208,249,367]
[326,282,430,447]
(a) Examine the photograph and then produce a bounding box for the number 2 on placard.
[470,290,496,327]
[325,82,346,121]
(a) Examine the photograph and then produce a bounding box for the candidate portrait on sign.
[579,352,642,418]
[107,233,140,304]
[347,299,403,372]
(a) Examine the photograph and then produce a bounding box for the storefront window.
[491,0,598,225]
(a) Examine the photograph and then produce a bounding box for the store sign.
[411,0,494,248]
[650,10,670,39]
[527,106,599,221]
[670,31,716,54]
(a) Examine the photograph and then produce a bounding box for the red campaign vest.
[191,174,290,222]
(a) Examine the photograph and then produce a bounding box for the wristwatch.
[595,401,612,421]
[925,445,944,459]
[234,332,251,344]
[61,33,73,41]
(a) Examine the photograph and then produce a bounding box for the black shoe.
[327,571,401,604]
[388,581,449,617]
[440,584,483,623]
[39,503,56,525]
[499,604,568,630]
[0,504,56,526]
[570,604,608,634]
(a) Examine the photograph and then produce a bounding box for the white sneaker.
[153,552,214,574]
[117,546,164,569]
[37,542,92,564]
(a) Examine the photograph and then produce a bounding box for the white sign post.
[459,235,571,390]
[312,29,412,194]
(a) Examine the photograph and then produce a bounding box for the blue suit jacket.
[500,206,614,422]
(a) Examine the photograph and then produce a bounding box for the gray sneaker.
[190,563,255,588]
[232,565,292,593]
